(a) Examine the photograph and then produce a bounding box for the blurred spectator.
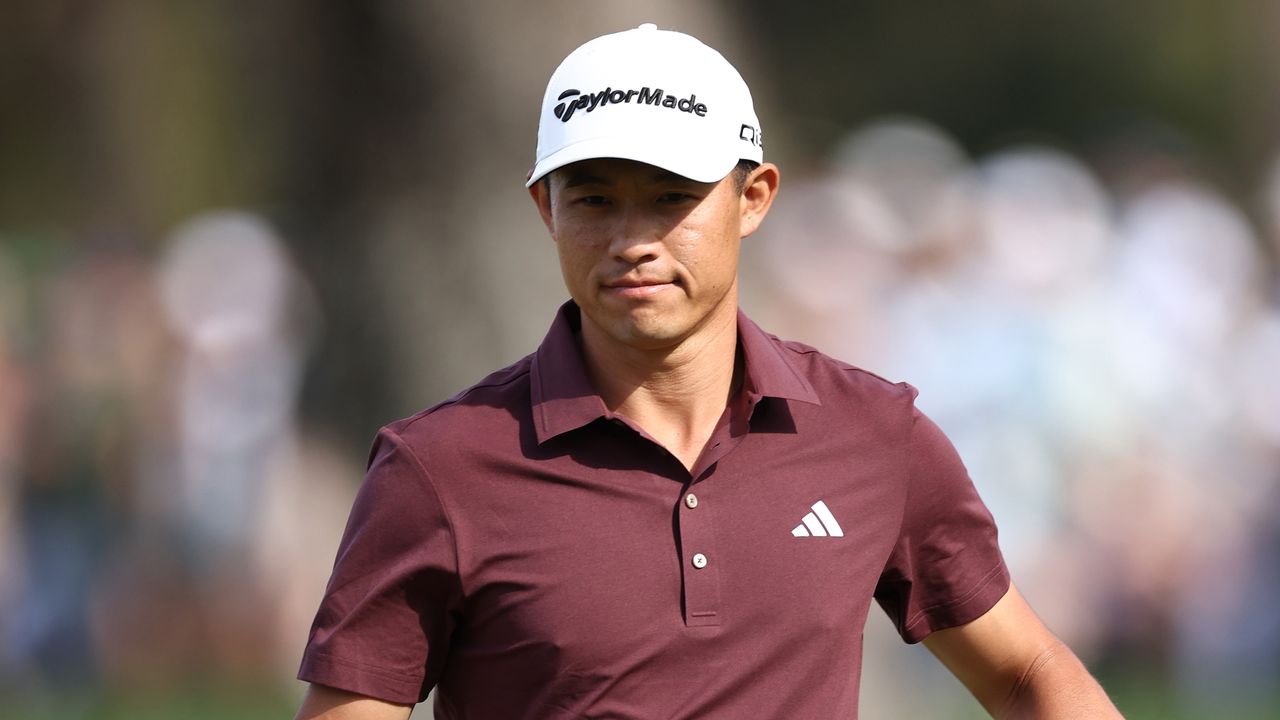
[0,247,31,680]
[87,210,328,687]
[6,234,169,691]
[156,211,310,562]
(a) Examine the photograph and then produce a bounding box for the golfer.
[295,24,1122,719]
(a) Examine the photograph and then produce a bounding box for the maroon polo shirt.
[299,301,1009,718]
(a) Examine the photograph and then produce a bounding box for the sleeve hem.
[900,561,1011,644]
[298,648,426,705]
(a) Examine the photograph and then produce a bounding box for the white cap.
[527,23,764,187]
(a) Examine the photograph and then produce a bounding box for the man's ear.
[739,162,780,239]
[528,175,556,236]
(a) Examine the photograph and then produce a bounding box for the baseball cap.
[526,23,764,188]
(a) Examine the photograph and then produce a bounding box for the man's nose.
[607,207,663,264]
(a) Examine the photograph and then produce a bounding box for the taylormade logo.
[553,87,708,123]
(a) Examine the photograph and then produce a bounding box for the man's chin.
[595,314,690,352]
[612,324,686,351]
[578,302,707,352]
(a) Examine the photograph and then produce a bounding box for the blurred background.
[1,1,1278,718]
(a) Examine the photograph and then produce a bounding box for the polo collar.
[530,302,610,445]
[736,311,822,408]
[530,301,820,445]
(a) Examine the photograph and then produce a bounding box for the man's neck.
[579,306,741,472]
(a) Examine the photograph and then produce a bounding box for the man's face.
[531,158,775,352]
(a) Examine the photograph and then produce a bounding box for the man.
[295,24,1122,719]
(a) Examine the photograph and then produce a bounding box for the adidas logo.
[791,500,844,538]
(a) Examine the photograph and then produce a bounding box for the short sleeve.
[298,427,462,704]
[874,403,1010,643]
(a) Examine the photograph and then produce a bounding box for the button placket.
[678,485,721,626]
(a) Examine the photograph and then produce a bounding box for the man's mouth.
[603,277,678,297]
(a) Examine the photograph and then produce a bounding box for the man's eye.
[576,195,609,206]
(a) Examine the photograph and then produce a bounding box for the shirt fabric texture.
[299,301,1010,718]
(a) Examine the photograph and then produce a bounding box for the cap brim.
[525,137,739,188]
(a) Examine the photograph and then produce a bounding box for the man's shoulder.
[764,330,919,407]
[384,352,536,444]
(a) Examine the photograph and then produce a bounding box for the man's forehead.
[553,158,710,187]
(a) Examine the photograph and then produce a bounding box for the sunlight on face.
[544,158,747,352]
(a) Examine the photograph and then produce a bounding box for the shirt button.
[684,493,699,509]
[691,553,708,569]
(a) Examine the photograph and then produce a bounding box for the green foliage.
[0,684,297,720]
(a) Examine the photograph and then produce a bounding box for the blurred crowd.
[744,117,1280,714]
[1,115,1279,717]
[0,213,359,706]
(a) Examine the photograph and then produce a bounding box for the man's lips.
[602,277,677,297]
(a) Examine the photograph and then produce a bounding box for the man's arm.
[294,683,414,720]
[922,583,1123,719]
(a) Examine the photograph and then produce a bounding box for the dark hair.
[731,159,760,194]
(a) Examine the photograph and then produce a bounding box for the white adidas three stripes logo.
[791,500,844,537]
